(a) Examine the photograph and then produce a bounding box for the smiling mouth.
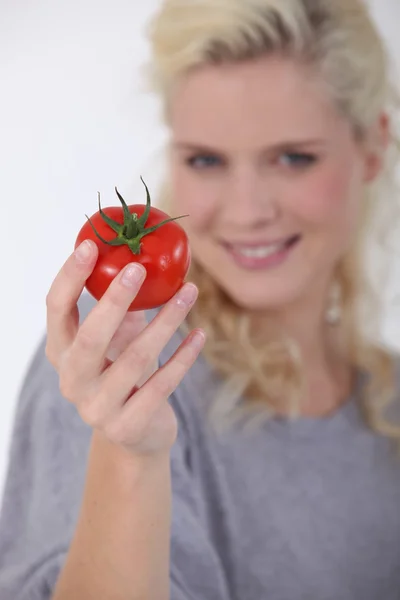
[221,234,301,269]
[224,235,300,256]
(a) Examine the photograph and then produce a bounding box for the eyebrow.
[173,139,326,153]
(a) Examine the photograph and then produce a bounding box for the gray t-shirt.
[1,293,400,600]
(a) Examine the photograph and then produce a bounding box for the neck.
[261,275,353,417]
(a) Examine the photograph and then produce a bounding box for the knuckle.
[75,327,98,353]
[126,345,151,371]
[103,418,128,445]
[45,292,61,314]
[149,375,172,399]
[175,352,195,375]
[77,400,104,429]
[58,370,75,400]
[104,412,145,447]
[58,353,79,400]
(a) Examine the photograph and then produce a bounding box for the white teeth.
[232,243,285,258]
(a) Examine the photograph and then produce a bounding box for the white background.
[0,0,400,500]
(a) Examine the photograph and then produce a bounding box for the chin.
[192,237,318,312]
[220,282,299,312]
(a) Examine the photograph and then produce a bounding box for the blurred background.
[1,0,400,499]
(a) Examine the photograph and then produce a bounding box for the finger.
[63,262,147,389]
[105,328,206,443]
[45,240,98,367]
[107,311,158,386]
[99,282,199,406]
[106,311,148,362]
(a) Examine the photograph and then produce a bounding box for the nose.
[221,165,280,227]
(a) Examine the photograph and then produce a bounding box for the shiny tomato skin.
[75,204,191,311]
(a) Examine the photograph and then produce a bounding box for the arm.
[0,333,230,600]
[1,239,226,600]
[52,432,171,600]
[40,241,203,599]
[0,338,172,600]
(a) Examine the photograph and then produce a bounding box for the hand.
[45,239,205,456]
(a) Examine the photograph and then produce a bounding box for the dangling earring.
[325,280,342,325]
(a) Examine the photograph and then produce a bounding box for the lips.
[223,235,300,253]
[221,235,301,270]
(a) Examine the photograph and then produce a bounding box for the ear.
[363,112,390,183]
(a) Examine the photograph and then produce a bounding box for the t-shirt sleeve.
[0,335,92,599]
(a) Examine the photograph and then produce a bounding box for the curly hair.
[142,0,400,436]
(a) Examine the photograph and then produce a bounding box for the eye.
[186,154,223,169]
[278,152,317,168]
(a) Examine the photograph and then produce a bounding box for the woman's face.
[168,55,384,311]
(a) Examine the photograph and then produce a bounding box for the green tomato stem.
[85,176,188,256]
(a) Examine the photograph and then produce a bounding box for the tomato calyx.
[85,176,188,255]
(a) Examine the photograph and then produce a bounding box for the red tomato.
[75,178,191,311]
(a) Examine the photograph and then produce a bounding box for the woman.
[1,0,400,598]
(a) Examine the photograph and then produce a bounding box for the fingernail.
[120,263,146,288]
[189,329,206,349]
[175,283,198,308]
[74,240,93,263]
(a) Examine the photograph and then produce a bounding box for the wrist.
[90,429,170,471]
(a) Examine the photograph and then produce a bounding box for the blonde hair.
[144,0,400,435]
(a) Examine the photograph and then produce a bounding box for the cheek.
[291,161,362,228]
[171,167,218,233]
